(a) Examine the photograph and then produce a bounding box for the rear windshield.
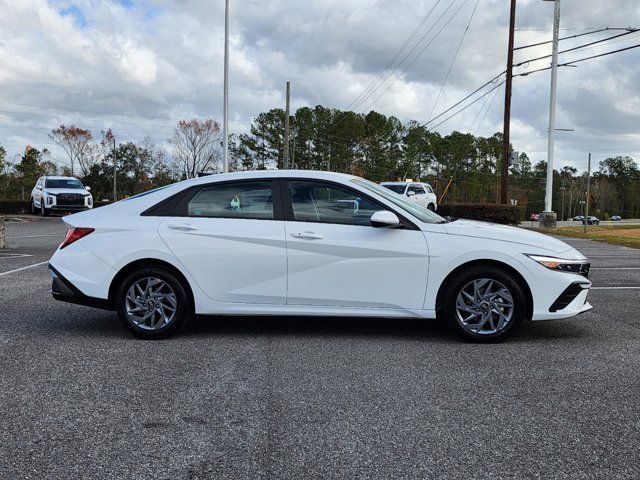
[45,178,84,189]
[381,184,406,194]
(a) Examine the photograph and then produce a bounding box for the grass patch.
[548,225,640,249]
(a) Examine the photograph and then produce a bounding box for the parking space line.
[6,234,64,238]
[0,261,49,277]
[591,286,640,290]
[0,253,33,259]
[590,267,640,270]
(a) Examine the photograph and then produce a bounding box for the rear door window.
[187,181,274,219]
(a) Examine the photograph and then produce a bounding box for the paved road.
[1,217,639,479]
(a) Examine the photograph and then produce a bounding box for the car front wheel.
[442,265,526,343]
[116,266,192,339]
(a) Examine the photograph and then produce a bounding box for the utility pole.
[584,152,591,234]
[222,0,230,173]
[501,0,517,205]
[541,0,561,228]
[112,136,117,202]
[283,81,291,169]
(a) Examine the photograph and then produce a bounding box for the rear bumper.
[49,264,113,310]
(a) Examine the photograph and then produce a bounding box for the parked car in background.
[380,181,437,211]
[31,176,93,216]
[573,215,584,222]
[610,215,622,221]
[49,170,592,343]
[582,216,600,226]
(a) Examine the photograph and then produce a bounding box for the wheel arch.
[108,258,195,311]
[435,259,533,320]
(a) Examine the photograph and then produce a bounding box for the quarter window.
[188,181,274,219]
[288,181,383,226]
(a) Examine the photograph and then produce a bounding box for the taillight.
[60,227,95,249]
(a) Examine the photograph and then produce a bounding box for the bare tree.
[49,125,94,176]
[169,119,222,178]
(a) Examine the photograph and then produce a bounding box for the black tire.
[441,265,527,343]
[40,202,49,217]
[30,198,37,215]
[427,203,436,212]
[116,266,192,339]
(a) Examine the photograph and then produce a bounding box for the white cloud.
[0,0,638,171]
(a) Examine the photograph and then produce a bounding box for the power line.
[427,80,506,132]
[353,0,460,113]
[514,29,638,67]
[515,43,640,77]
[427,0,481,123]
[343,0,444,113]
[513,27,635,50]
[0,100,177,121]
[362,0,471,113]
[425,71,505,126]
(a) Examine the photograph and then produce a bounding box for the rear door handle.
[167,224,197,232]
[290,231,323,240]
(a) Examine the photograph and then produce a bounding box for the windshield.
[381,183,406,194]
[352,178,446,224]
[45,178,84,189]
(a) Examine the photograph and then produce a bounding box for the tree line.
[0,105,638,218]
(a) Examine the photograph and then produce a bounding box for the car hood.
[441,219,575,254]
[44,188,90,195]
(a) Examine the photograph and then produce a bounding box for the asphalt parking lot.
[1,217,639,479]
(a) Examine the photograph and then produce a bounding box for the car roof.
[44,176,80,180]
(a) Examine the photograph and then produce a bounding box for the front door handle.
[290,231,323,240]
[167,224,197,232]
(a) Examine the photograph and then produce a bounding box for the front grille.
[56,193,85,206]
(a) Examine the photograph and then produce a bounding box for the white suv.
[380,181,437,211]
[31,176,93,216]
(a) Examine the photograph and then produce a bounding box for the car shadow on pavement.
[184,315,457,342]
[40,309,588,343]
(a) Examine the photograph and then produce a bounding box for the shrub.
[438,203,521,225]
[0,200,31,215]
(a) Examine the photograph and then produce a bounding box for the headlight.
[525,254,590,277]
[47,196,54,205]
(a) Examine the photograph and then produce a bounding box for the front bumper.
[49,265,113,310]
[48,205,91,212]
[532,281,592,321]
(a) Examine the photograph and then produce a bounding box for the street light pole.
[541,0,561,228]
[222,0,230,173]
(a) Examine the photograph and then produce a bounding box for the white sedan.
[48,170,592,342]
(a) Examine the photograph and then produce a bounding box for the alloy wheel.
[125,277,178,330]
[455,278,514,335]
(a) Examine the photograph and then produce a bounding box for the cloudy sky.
[0,0,639,172]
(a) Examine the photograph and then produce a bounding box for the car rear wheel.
[442,265,526,343]
[31,199,37,215]
[116,266,192,339]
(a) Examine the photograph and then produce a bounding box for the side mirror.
[85,186,91,192]
[406,190,416,197]
[370,210,401,228]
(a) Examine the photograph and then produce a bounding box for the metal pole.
[283,81,290,169]
[501,0,516,205]
[544,0,561,212]
[222,0,230,173]
[584,152,591,234]
[113,137,117,202]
